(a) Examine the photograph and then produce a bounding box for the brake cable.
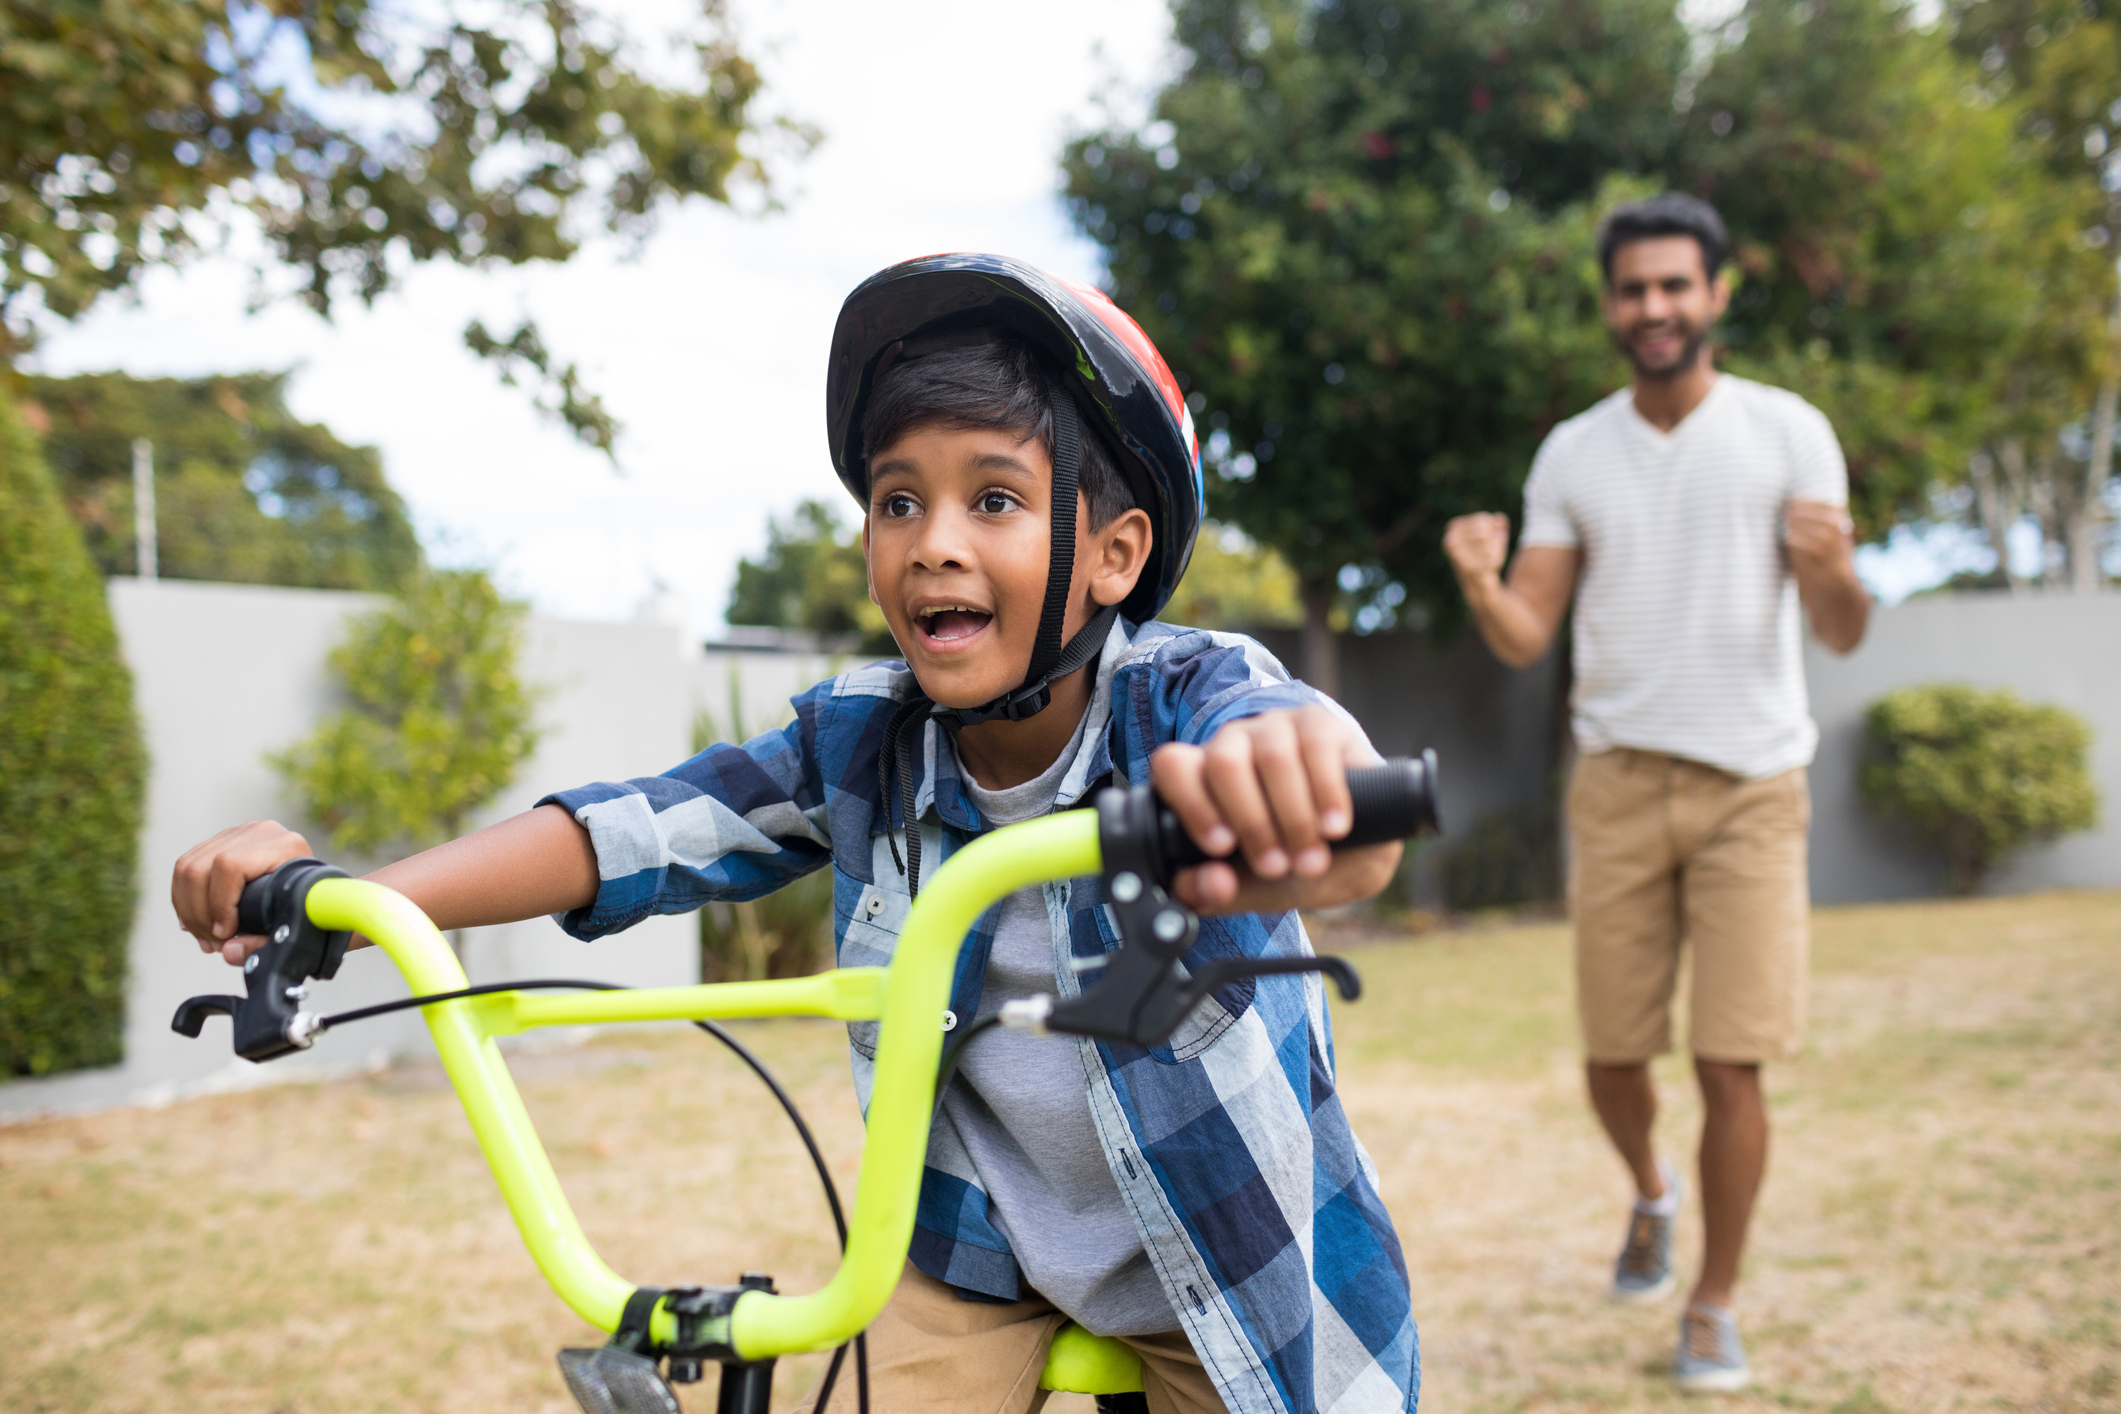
[315,977,870,1413]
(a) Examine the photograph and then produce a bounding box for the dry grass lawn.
[4,890,2117,1413]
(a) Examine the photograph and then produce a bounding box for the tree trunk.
[1299,576,1341,701]
[1970,441,2034,593]
[2074,364,2118,593]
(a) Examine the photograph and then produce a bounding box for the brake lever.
[1000,784,1363,1050]
[170,857,350,1062]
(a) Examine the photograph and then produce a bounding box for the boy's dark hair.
[1596,193,1730,284]
[860,337,1138,529]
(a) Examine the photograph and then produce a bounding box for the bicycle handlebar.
[170,756,1443,1379]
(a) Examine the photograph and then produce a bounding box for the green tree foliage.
[23,370,421,590]
[1861,684,2098,893]
[1063,0,1689,679]
[1679,0,2109,545]
[272,570,540,857]
[1161,520,1303,629]
[0,0,807,453]
[0,390,145,1076]
[726,499,896,653]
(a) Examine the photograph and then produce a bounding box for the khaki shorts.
[1567,748,1811,1065]
[794,1262,1224,1414]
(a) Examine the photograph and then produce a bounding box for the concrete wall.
[2,579,695,1120]
[1803,591,2121,903]
[1254,627,1567,905]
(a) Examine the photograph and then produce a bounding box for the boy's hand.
[1149,704,1403,916]
[172,821,316,966]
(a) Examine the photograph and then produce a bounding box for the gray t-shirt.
[944,716,1175,1337]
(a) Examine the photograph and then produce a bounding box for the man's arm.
[1442,512,1582,668]
[1785,498,1869,654]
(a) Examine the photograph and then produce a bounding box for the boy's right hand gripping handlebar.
[1005,750,1442,1048]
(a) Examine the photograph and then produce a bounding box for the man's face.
[1603,235,1730,380]
[862,423,1137,711]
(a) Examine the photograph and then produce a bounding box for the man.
[1442,193,1869,1393]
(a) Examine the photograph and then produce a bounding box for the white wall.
[1803,591,2121,902]
[2,579,695,1120]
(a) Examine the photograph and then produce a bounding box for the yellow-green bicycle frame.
[301,807,1135,1387]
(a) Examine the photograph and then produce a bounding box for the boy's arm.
[173,805,597,966]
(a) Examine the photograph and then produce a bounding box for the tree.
[272,569,540,857]
[0,0,807,454]
[1160,520,1303,629]
[1946,0,2121,588]
[726,499,896,654]
[1063,0,1689,693]
[0,389,145,1076]
[1679,0,2111,576]
[23,370,421,590]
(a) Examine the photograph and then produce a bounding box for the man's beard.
[1615,319,1710,381]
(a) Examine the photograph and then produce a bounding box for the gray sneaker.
[1675,1302,1751,1393]
[1610,1166,1681,1303]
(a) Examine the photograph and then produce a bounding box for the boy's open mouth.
[915,604,993,645]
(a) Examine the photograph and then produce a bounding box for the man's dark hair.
[1596,193,1730,284]
[860,337,1137,529]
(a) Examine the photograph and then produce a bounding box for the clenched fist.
[1783,498,1854,578]
[1443,512,1511,585]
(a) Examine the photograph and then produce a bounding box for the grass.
[4,891,2118,1413]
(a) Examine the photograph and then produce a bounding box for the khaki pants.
[1567,748,1811,1064]
[795,1263,1225,1414]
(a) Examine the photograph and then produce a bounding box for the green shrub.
[1861,684,2098,894]
[271,570,541,857]
[0,393,147,1076]
[697,871,835,982]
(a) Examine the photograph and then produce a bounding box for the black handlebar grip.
[1154,750,1443,871]
[235,871,278,938]
[1338,749,1443,850]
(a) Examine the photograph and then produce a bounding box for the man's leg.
[1670,763,1811,1388]
[1585,1060,1664,1202]
[1692,1058,1767,1308]
[1567,750,1686,1302]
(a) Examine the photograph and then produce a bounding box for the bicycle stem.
[300,809,1103,1360]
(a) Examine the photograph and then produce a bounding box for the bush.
[697,871,835,982]
[272,570,540,857]
[0,393,147,1076]
[1861,684,2098,894]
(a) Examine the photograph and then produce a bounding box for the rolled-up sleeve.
[537,688,833,940]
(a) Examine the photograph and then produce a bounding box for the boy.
[172,254,1420,1413]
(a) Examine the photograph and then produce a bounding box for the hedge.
[1860,683,2098,895]
[0,391,147,1076]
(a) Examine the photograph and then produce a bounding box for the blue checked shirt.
[540,617,1420,1413]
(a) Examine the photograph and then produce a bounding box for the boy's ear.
[861,518,878,606]
[1085,504,1154,609]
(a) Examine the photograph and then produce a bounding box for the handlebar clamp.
[170,857,353,1063]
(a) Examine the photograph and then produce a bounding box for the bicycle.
[175,754,1441,1414]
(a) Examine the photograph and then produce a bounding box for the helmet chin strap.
[930,388,1119,729]
[881,385,1121,898]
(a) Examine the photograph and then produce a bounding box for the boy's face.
[863,423,1151,711]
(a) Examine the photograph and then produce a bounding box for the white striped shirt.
[1521,375,1848,779]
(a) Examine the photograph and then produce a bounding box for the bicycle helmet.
[826,253,1203,730]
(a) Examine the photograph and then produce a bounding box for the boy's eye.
[880,493,917,518]
[979,492,1014,515]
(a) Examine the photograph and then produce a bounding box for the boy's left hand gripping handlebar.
[170,858,354,1062]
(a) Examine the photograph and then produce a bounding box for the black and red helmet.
[825,253,1204,626]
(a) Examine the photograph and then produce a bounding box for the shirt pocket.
[834,869,910,1060]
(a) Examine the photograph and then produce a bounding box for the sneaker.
[1675,1302,1751,1394]
[1610,1163,1681,1304]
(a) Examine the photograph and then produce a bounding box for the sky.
[27,0,1992,623]
[29,0,1176,637]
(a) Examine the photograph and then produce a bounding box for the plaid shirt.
[541,618,1420,1413]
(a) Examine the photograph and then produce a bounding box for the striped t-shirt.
[1520,374,1848,780]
